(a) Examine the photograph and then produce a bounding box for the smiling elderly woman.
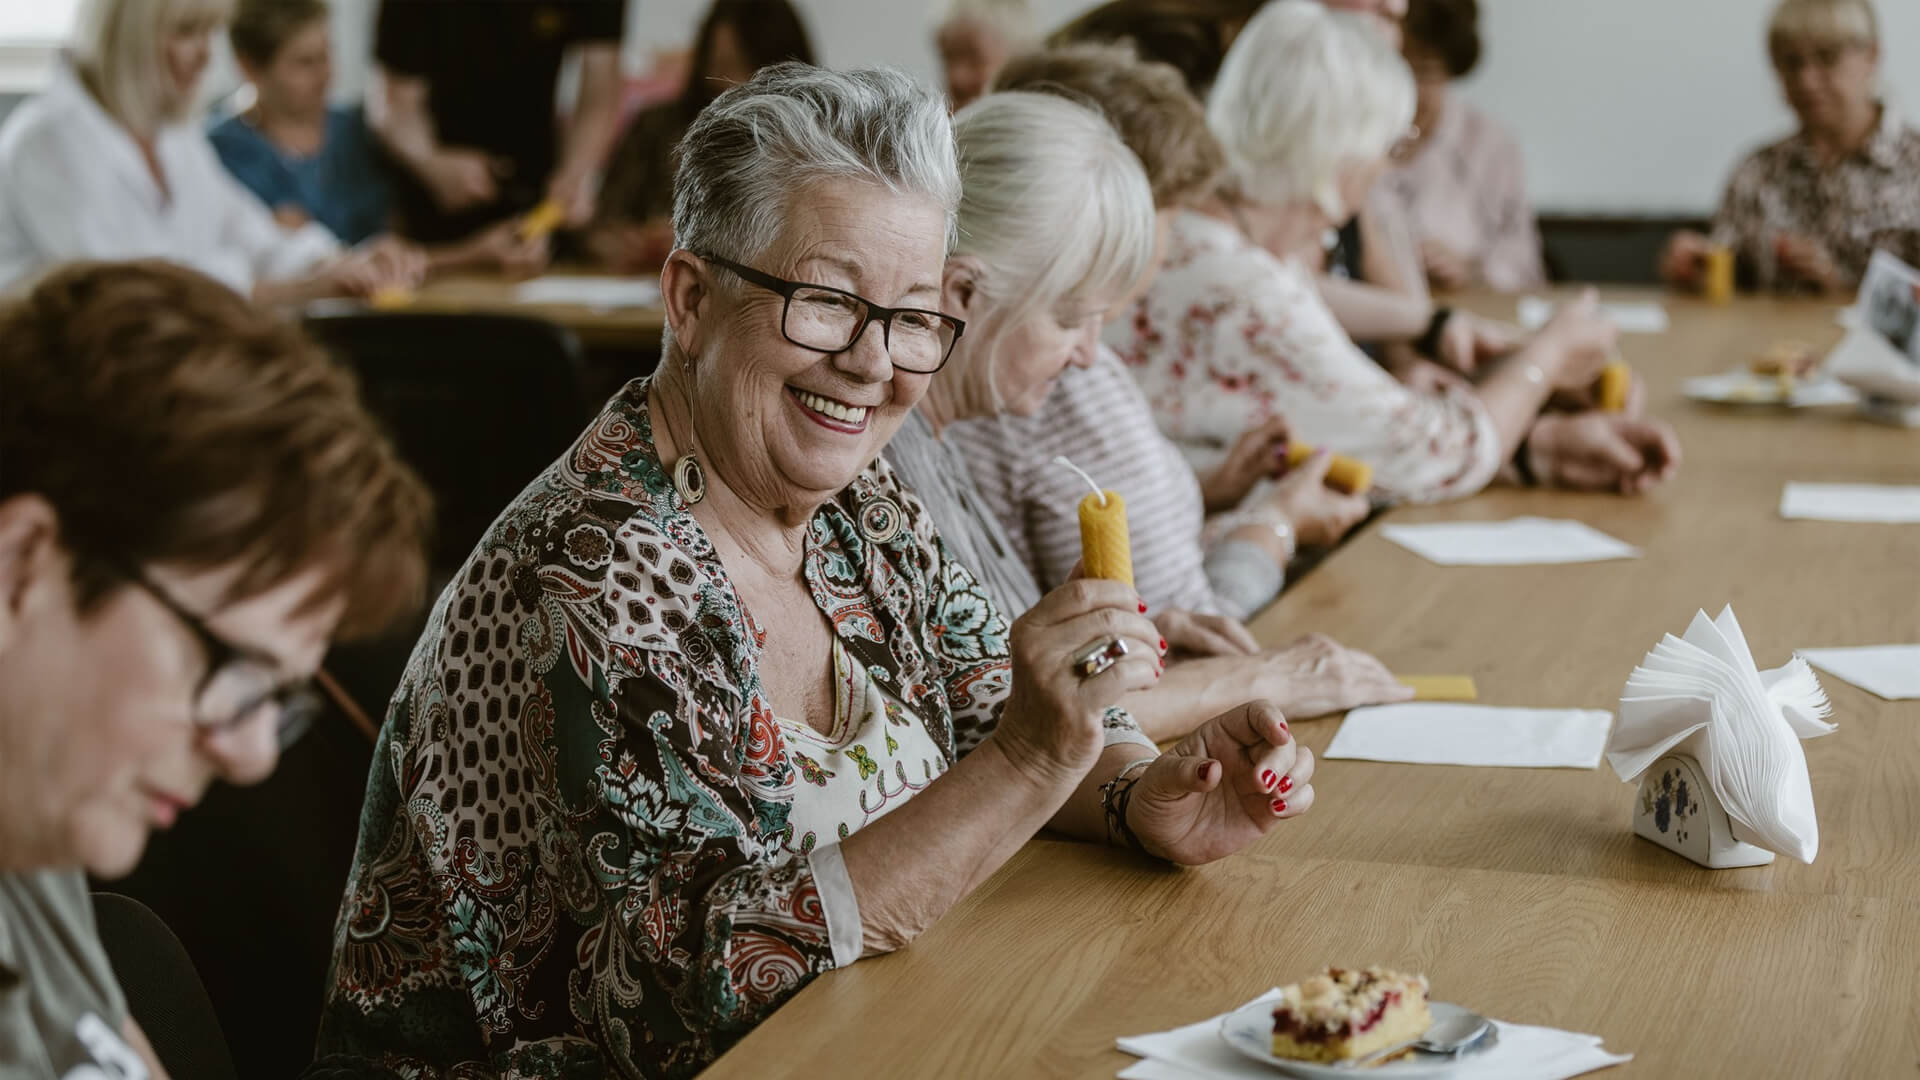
[310,64,1304,1079]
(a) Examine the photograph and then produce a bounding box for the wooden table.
[395,271,666,349]
[703,292,1920,1079]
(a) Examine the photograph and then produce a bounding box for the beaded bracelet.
[1099,757,1160,858]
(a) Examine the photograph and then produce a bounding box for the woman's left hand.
[1155,608,1259,657]
[1126,701,1314,865]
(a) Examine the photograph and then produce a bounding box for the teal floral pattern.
[306,378,1127,1079]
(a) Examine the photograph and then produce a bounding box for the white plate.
[1219,999,1496,1077]
[1681,372,1859,408]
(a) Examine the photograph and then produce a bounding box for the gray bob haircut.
[671,62,961,271]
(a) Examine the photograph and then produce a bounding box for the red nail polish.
[1271,799,1287,814]
[1138,601,1148,613]
[1279,775,1293,794]
[1157,637,1167,653]
[1260,769,1277,790]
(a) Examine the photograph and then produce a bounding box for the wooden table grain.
[390,271,666,349]
[702,293,1920,1079]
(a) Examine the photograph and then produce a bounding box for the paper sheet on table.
[1380,517,1639,566]
[1797,645,1920,700]
[1779,483,1920,523]
[1117,989,1632,1079]
[1325,704,1613,768]
[1517,296,1669,334]
[1680,372,1861,408]
[514,275,661,310]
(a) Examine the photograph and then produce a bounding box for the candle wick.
[1052,455,1107,506]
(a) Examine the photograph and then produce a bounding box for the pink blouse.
[1106,210,1503,505]
[1382,98,1546,292]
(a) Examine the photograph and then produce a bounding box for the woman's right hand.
[1262,449,1372,548]
[997,579,1165,783]
[1537,289,1620,392]
[1660,230,1712,289]
[1244,633,1412,718]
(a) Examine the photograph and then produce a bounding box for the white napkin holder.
[1608,607,1835,870]
[1631,753,1775,868]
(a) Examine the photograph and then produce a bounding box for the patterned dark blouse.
[308,378,1149,1078]
[1712,105,1920,291]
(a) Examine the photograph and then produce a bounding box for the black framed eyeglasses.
[701,253,966,374]
[113,561,322,751]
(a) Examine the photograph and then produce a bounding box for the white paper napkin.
[1780,483,1920,523]
[514,275,662,310]
[1797,645,1920,700]
[1517,297,1669,334]
[1607,607,1833,863]
[1380,518,1639,566]
[1117,990,1632,1079]
[1326,704,1614,769]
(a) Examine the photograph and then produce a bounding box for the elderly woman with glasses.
[311,64,1305,1080]
[1114,1,1681,501]
[0,260,428,1076]
[1662,0,1918,296]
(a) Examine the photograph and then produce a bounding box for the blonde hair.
[934,0,1038,46]
[946,91,1156,410]
[71,0,236,134]
[1206,0,1414,221]
[1768,0,1879,52]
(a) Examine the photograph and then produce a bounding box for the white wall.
[15,0,1917,214]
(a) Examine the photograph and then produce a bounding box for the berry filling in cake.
[1270,966,1433,1063]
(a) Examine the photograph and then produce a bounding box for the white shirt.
[0,58,338,296]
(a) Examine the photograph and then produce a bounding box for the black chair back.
[90,893,240,1080]
[303,310,589,570]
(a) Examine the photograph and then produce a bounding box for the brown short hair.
[994,43,1225,208]
[228,0,328,66]
[1048,0,1267,96]
[1403,0,1481,79]
[0,261,430,639]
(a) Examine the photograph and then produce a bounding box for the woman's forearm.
[1316,274,1432,344]
[1471,345,1560,460]
[837,734,1079,956]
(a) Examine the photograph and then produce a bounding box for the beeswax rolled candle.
[1596,362,1631,412]
[518,199,567,242]
[1285,443,1372,496]
[1076,490,1133,585]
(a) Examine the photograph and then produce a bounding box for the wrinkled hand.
[1551,367,1647,416]
[1127,701,1314,865]
[1422,240,1472,292]
[1435,310,1527,376]
[1199,417,1292,512]
[1660,230,1713,289]
[471,218,552,279]
[1527,411,1682,494]
[421,147,504,212]
[1247,633,1411,718]
[997,578,1163,784]
[1156,608,1259,658]
[356,235,428,287]
[546,169,598,228]
[1263,450,1371,548]
[1537,289,1620,391]
[1775,233,1842,294]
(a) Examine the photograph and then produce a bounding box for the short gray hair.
[1208,0,1414,221]
[671,63,961,272]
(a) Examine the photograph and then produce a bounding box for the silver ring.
[1072,636,1129,679]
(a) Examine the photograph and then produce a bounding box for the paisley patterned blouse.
[307,378,1151,1078]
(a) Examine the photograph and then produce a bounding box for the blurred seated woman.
[933,0,1035,110]
[0,260,428,1076]
[1662,0,1918,296]
[212,0,549,277]
[1383,0,1545,292]
[1115,2,1681,502]
[590,0,815,273]
[312,64,1307,1078]
[897,55,1405,741]
[0,0,419,302]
